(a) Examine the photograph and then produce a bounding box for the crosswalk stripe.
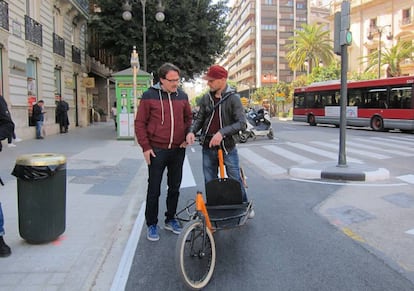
[263,145,316,164]
[311,141,390,159]
[345,140,412,157]
[354,138,414,152]
[286,142,362,163]
[370,137,414,147]
[238,148,286,176]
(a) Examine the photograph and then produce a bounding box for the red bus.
[293,76,414,132]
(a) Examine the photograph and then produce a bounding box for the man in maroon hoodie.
[135,63,192,241]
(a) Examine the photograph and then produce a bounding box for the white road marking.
[239,148,286,176]
[397,174,414,184]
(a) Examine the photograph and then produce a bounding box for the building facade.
[329,0,414,78]
[0,0,90,140]
[220,0,310,94]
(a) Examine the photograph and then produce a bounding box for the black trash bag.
[11,164,66,181]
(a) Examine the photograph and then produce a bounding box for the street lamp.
[367,24,392,79]
[122,0,165,72]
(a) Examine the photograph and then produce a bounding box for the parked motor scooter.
[239,108,274,143]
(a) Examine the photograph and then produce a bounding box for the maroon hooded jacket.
[135,83,192,152]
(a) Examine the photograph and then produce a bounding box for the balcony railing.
[72,45,81,64]
[53,32,65,57]
[0,0,9,31]
[25,15,42,46]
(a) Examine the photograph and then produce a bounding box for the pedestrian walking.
[111,101,117,130]
[135,63,192,241]
[32,99,45,139]
[0,94,14,257]
[56,95,69,133]
[186,64,254,218]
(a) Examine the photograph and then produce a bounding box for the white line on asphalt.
[286,142,363,163]
[311,141,390,159]
[397,174,414,184]
[110,202,146,291]
[344,140,412,157]
[181,155,196,188]
[263,145,316,164]
[239,148,286,175]
[405,229,414,235]
[290,177,407,186]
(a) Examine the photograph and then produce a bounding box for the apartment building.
[0,0,89,140]
[219,0,310,94]
[330,0,414,77]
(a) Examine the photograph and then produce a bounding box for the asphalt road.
[125,122,414,290]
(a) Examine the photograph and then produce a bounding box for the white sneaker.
[248,208,255,219]
[14,137,22,142]
[7,143,16,148]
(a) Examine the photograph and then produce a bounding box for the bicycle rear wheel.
[175,219,216,290]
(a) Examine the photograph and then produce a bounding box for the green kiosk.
[112,67,152,140]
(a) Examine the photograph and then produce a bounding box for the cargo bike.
[175,149,253,290]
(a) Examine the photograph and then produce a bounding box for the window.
[54,67,62,97]
[402,8,412,25]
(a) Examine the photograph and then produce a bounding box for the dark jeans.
[145,147,186,226]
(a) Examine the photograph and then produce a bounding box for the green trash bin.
[12,153,67,244]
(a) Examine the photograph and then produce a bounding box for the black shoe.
[36,136,44,139]
[0,236,11,257]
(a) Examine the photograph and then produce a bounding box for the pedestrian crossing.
[182,135,414,185]
[236,135,414,183]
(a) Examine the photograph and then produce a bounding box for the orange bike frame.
[195,191,213,231]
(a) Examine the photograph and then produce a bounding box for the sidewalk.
[0,122,147,291]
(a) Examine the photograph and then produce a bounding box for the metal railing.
[72,45,81,64]
[53,32,65,57]
[25,15,42,46]
[0,0,9,31]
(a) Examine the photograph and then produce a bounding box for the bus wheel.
[308,115,316,126]
[371,116,384,131]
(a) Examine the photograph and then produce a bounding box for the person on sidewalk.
[7,131,22,148]
[32,99,45,139]
[135,63,192,241]
[186,65,254,218]
[111,101,117,130]
[0,94,14,257]
[56,95,69,133]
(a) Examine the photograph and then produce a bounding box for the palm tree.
[285,23,334,74]
[364,40,414,77]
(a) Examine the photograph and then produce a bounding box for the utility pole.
[333,0,352,167]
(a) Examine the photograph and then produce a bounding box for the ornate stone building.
[0,0,89,140]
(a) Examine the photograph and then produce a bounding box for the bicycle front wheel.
[175,219,216,290]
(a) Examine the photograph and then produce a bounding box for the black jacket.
[0,95,15,152]
[190,85,246,152]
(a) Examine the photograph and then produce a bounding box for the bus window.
[294,94,306,108]
[349,89,363,106]
[391,86,412,108]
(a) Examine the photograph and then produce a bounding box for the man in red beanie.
[186,65,254,218]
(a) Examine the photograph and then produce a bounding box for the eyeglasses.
[164,78,180,83]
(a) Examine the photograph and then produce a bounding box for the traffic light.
[333,1,352,56]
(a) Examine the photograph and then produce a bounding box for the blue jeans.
[36,121,43,138]
[0,203,5,236]
[202,147,247,202]
[145,147,186,226]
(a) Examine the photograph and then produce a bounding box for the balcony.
[53,32,65,57]
[0,0,8,31]
[72,45,81,64]
[25,15,42,46]
[400,17,414,28]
